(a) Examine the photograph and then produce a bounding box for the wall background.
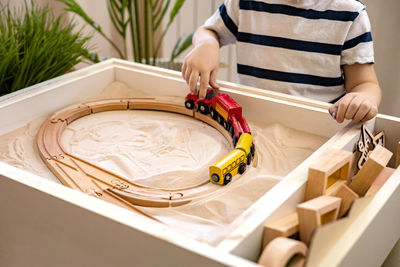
[362,0,400,117]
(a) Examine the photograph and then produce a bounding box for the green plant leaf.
[152,0,164,18]
[55,0,190,68]
[153,0,171,32]
[169,0,185,25]
[58,0,101,30]
[107,1,124,35]
[0,1,97,95]
[58,0,125,58]
[170,34,184,61]
[170,32,193,62]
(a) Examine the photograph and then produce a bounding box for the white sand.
[0,81,327,245]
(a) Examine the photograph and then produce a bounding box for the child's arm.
[182,26,220,99]
[329,63,381,123]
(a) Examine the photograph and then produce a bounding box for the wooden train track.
[37,98,235,218]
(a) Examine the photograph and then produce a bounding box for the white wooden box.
[1,59,399,267]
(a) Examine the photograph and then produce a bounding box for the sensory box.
[1,59,399,267]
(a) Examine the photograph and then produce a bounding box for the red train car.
[184,89,251,145]
[184,88,215,115]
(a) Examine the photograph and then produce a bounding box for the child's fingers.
[336,94,356,123]
[209,70,220,89]
[328,103,338,119]
[189,71,199,94]
[361,105,378,122]
[184,67,192,85]
[344,96,363,120]
[181,62,187,81]
[352,101,371,122]
[199,72,210,99]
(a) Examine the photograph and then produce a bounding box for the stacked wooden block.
[258,145,394,267]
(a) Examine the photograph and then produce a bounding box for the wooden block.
[297,196,341,245]
[349,144,393,196]
[325,180,346,196]
[365,167,395,197]
[306,168,326,201]
[258,237,307,267]
[263,212,299,248]
[332,184,359,218]
[305,150,353,200]
[396,141,400,168]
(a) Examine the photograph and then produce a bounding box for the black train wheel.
[185,100,194,110]
[218,115,225,126]
[238,163,247,174]
[251,143,255,157]
[233,136,238,147]
[224,173,232,185]
[223,120,230,131]
[211,174,220,183]
[229,126,234,138]
[198,102,209,115]
[210,108,218,120]
[247,153,252,165]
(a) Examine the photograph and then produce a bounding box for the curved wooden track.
[37,98,234,218]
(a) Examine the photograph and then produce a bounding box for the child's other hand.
[182,39,220,99]
[329,92,378,123]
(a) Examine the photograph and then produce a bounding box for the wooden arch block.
[297,196,341,245]
[258,237,307,267]
[305,150,353,201]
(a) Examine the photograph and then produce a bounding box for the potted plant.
[0,1,98,96]
[58,0,193,70]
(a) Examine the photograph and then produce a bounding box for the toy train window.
[227,164,232,172]
[207,90,215,100]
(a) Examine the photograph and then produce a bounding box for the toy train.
[185,88,251,146]
[185,88,255,185]
[210,133,255,185]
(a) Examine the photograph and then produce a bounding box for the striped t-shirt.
[204,0,374,102]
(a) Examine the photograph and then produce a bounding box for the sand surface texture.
[0,81,327,245]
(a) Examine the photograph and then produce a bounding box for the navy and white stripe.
[219,3,238,37]
[239,1,359,22]
[204,0,374,102]
[237,64,344,87]
[343,32,372,50]
[237,32,343,55]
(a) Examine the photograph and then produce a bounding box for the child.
[181,0,381,123]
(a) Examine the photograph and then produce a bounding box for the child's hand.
[182,39,220,99]
[329,92,378,123]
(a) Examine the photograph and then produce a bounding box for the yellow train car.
[210,133,253,185]
[235,133,253,156]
